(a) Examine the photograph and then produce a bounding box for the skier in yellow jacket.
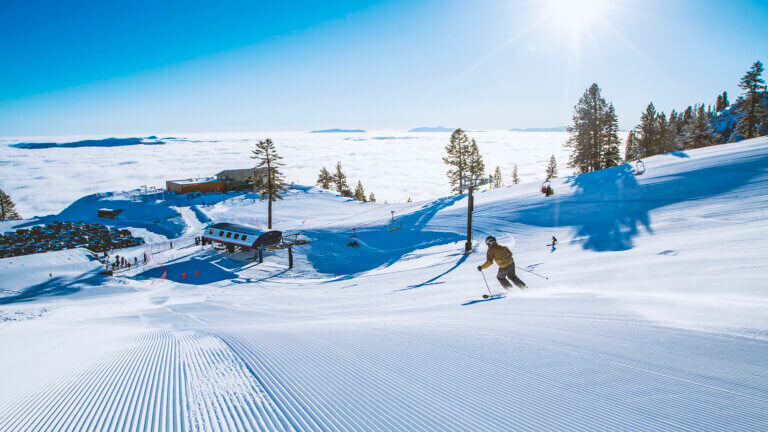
[477,236,527,289]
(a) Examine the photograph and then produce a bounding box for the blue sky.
[1,0,767,135]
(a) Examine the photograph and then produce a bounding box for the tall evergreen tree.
[0,188,21,220]
[354,181,367,202]
[467,139,485,180]
[564,83,620,173]
[603,103,623,167]
[511,164,520,184]
[332,161,350,194]
[636,102,672,156]
[250,138,287,229]
[624,130,640,161]
[443,129,472,194]
[736,61,767,140]
[685,104,715,148]
[545,155,558,179]
[368,192,376,203]
[316,167,333,189]
[722,91,729,108]
[716,94,724,112]
[492,166,504,188]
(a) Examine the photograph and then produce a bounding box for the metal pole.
[465,186,474,254]
[288,246,293,269]
[516,265,549,280]
[479,269,493,297]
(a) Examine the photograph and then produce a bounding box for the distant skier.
[477,236,527,290]
[549,236,557,253]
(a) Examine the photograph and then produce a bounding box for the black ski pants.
[497,262,526,289]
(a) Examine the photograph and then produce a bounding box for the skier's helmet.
[485,236,497,245]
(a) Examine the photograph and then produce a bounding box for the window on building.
[219,231,224,236]
[208,229,213,234]
[233,234,240,240]
[241,235,247,241]
[226,232,232,238]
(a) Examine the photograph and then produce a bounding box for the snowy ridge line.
[0,329,285,432]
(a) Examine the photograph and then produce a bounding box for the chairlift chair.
[346,228,360,248]
[634,160,646,176]
[387,211,401,232]
[541,179,554,197]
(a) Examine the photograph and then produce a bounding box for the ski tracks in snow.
[0,329,287,432]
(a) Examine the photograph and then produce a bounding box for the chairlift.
[346,228,360,248]
[634,160,646,176]
[541,179,554,197]
[387,211,401,232]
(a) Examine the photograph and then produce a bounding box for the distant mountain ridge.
[408,126,454,132]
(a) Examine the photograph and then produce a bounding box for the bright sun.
[542,0,607,36]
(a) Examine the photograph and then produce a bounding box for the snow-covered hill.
[0,138,767,430]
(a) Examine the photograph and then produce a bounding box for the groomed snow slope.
[0,138,767,431]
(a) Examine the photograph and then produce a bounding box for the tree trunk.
[267,152,273,229]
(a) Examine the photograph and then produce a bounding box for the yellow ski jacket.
[480,243,514,269]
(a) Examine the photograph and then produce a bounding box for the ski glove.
[477,266,483,271]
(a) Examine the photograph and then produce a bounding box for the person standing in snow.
[477,236,527,289]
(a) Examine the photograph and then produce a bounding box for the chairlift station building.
[202,222,282,251]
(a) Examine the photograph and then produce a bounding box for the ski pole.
[479,269,493,297]
[516,266,549,280]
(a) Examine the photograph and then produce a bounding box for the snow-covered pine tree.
[565,83,619,173]
[492,166,504,188]
[467,139,485,180]
[512,164,520,184]
[250,138,287,229]
[545,156,558,179]
[736,61,767,140]
[332,161,350,194]
[0,188,21,220]
[316,167,333,189]
[443,129,471,194]
[624,130,640,161]
[685,104,716,148]
[354,181,366,202]
[368,192,376,203]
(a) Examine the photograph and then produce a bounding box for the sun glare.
[543,0,607,35]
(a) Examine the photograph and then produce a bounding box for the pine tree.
[511,164,520,184]
[0,188,21,220]
[722,91,729,108]
[467,139,485,179]
[565,83,620,173]
[636,103,671,156]
[443,129,471,194]
[736,61,767,140]
[250,138,287,229]
[603,103,622,167]
[685,104,715,148]
[545,155,558,179]
[368,192,376,203]
[492,166,504,188]
[332,161,350,194]
[407,197,412,203]
[716,94,724,112]
[316,167,333,189]
[354,181,366,202]
[624,130,640,161]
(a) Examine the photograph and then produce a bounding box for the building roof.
[167,177,222,185]
[216,167,266,176]
[206,222,264,236]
